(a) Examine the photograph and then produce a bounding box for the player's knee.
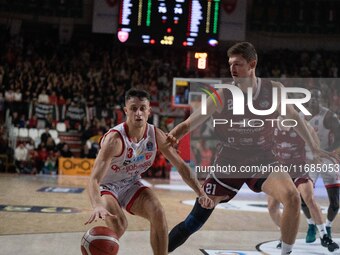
[302,193,314,207]
[150,205,167,226]
[282,188,300,208]
[268,201,280,214]
[330,201,339,213]
[111,217,128,238]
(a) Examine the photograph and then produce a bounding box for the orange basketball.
[81,226,119,255]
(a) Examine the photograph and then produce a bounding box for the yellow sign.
[195,52,208,70]
[58,157,94,176]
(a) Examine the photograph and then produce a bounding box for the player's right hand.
[198,194,215,209]
[85,205,117,225]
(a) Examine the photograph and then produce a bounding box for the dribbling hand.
[85,205,117,225]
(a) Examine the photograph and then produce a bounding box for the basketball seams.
[81,227,120,255]
[86,234,120,245]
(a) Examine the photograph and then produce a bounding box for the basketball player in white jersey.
[267,117,339,252]
[85,89,214,255]
[301,89,340,243]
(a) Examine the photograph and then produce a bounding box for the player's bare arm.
[169,88,224,142]
[272,81,318,152]
[156,128,214,209]
[85,132,123,224]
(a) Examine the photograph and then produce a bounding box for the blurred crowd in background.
[0,27,339,175]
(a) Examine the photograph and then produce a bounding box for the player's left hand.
[198,194,215,209]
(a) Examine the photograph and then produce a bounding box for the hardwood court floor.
[0,173,339,254]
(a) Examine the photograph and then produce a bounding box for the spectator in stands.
[14,143,28,174]
[45,113,56,129]
[59,143,73,158]
[17,114,26,128]
[14,88,22,102]
[65,98,85,130]
[48,91,58,105]
[11,111,20,127]
[28,114,38,128]
[0,125,10,154]
[45,136,56,152]
[4,86,15,102]
[40,127,51,144]
[36,144,48,173]
[38,89,49,104]
[42,151,57,175]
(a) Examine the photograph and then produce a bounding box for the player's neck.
[237,76,258,93]
[125,121,146,143]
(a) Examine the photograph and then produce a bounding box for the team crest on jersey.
[146,141,154,151]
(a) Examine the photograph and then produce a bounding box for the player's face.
[124,97,151,127]
[228,54,255,83]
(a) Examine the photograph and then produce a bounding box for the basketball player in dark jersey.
[267,118,339,252]
[167,42,329,255]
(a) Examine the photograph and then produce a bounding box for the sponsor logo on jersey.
[145,152,153,160]
[123,154,148,166]
[111,160,153,173]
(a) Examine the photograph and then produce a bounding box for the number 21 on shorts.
[205,183,216,195]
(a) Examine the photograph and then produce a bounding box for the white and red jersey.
[306,106,333,150]
[100,122,158,183]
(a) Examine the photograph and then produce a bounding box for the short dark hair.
[125,88,151,102]
[227,42,257,62]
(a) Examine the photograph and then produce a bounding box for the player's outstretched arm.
[156,128,214,209]
[169,88,224,141]
[85,131,122,224]
[273,81,332,161]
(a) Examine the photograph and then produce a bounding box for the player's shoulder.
[101,129,124,146]
[154,127,166,139]
[270,80,284,88]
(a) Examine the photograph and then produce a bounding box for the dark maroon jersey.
[212,78,279,162]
